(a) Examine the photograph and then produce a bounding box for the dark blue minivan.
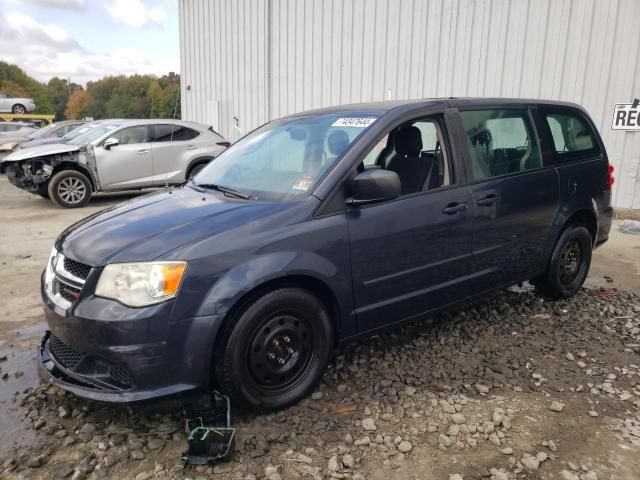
[39,98,614,409]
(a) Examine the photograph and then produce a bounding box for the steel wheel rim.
[559,238,583,284]
[57,177,86,204]
[247,311,314,392]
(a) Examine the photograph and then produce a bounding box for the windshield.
[68,124,120,146]
[26,123,57,139]
[194,113,379,200]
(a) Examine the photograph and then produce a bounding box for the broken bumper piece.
[182,392,235,465]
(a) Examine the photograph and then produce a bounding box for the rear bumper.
[595,205,614,248]
[40,273,224,404]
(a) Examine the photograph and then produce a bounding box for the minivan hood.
[3,143,80,162]
[58,186,294,266]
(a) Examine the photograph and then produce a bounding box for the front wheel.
[533,225,592,299]
[12,104,26,114]
[214,287,333,410]
[48,170,92,208]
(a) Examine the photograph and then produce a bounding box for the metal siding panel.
[180,0,640,208]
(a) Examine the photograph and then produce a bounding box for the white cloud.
[105,0,167,29]
[0,12,178,84]
[8,0,86,10]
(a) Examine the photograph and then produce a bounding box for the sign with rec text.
[612,99,640,130]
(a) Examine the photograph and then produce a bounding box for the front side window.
[194,113,379,200]
[111,126,148,145]
[544,111,597,155]
[357,119,451,196]
[460,109,541,180]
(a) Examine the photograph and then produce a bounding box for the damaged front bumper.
[4,159,53,192]
[39,255,226,404]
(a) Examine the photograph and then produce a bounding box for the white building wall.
[179,0,640,209]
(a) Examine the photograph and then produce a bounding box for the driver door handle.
[186,144,197,150]
[477,193,499,206]
[137,149,150,155]
[442,202,468,215]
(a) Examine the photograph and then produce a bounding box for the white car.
[0,92,36,114]
[3,119,228,208]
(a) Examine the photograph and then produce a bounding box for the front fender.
[195,251,341,318]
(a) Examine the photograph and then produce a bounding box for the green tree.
[0,61,181,120]
[0,61,54,115]
[47,77,71,121]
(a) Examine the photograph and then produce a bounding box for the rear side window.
[544,111,598,155]
[459,109,541,181]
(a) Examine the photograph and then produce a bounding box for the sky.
[0,0,179,85]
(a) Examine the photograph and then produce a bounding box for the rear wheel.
[214,287,333,410]
[533,225,592,299]
[11,104,26,114]
[48,170,92,208]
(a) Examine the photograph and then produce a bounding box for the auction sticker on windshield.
[331,118,377,128]
[292,176,314,191]
[612,100,640,130]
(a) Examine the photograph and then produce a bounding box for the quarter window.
[153,124,200,142]
[544,111,597,154]
[460,109,541,180]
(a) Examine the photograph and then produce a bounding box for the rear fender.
[544,199,599,257]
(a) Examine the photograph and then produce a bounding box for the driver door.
[94,125,154,190]
[347,115,474,333]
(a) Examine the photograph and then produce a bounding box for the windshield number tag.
[292,176,314,191]
[331,117,376,128]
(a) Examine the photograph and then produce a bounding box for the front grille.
[63,257,92,280]
[110,364,135,387]
[49,334,84,369]
[57,281,81,303]
[46,335,135,390]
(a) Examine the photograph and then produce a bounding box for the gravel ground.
[0,177,639,480]
[2,287,640,480]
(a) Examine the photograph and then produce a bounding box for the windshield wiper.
[195,183,252,200]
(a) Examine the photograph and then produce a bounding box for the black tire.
[534,225,592,299]
[214,287,333,410]
[187,162,207,179]
[48,170,92,208]
[12,104,26,114]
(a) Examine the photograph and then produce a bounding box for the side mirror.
[346,169,401,206]
[104,137,119,150]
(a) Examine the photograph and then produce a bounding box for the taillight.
[607,163,614,191]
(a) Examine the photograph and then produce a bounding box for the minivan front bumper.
[39,267,224,404]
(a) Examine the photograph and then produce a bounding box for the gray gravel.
[2,286,640,479]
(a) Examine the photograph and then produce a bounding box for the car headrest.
[470,128,492,148]
[328,130,350,156]
[395,126,423,156]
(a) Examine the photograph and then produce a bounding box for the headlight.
[95,262,187,307]
[0,143,17,151]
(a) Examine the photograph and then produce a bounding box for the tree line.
[0,62,181,121]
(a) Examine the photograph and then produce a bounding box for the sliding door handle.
[477,194,499,206]
[442,202,468,214]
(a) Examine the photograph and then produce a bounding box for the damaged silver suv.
[3,119,227,208]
